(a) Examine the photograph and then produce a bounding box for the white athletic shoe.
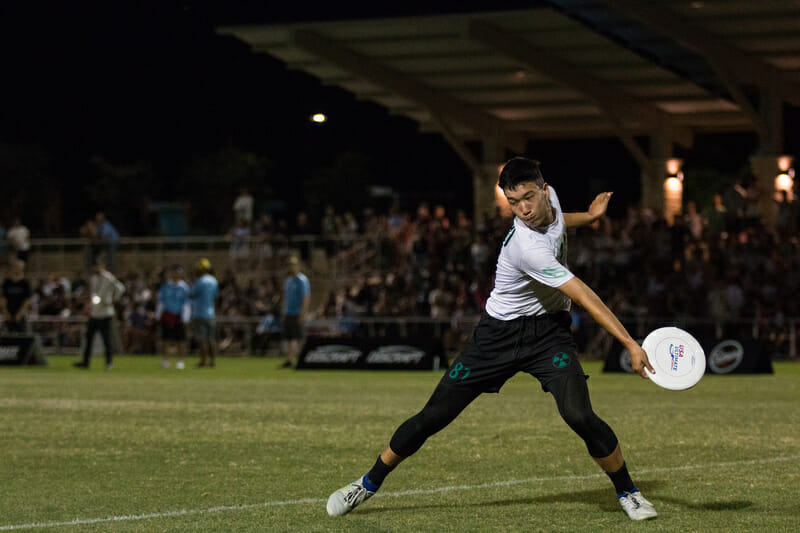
[175,361,185,370]
[618,490,658,520]
[326,476,375,516]
[161,360,170,368]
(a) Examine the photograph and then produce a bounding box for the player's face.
[504,181,554,228]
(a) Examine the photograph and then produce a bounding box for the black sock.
[606,462,636,495]
[364,456,394,491]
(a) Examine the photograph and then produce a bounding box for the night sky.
[1,1,796,233]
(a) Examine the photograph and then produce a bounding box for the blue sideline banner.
[603,337,772,374]
[296,336,444,370]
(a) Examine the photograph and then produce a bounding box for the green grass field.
[1,355,798,532]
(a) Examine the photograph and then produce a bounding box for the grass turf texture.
[1,356,798,532]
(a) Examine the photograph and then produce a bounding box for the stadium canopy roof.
[219,1,800,212]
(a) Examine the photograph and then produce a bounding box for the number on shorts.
[449,362,470,380]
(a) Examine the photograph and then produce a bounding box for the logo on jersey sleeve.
[542,267,568,277]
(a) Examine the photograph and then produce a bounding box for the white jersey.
[485,187,574,320]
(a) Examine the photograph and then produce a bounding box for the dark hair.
[498,157,544,190]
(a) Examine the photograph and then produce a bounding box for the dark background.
[0,1,795,235]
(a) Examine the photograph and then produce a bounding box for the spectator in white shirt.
[233,188,254,226]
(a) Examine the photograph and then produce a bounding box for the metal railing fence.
[17,314,798,361]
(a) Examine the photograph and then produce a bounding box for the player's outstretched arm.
[557,276,653,378]
[563,192,613,228]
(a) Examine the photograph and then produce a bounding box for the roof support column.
[750,88,785,229]
[749,155,786,230]
[641,128,677,220]
[474,139,505,221]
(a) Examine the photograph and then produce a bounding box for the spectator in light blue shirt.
[95,212,120,272]
[282,254,310,368]
[190,258,219,368]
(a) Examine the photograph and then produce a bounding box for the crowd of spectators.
[3,180,799,360]
[311,190,799,360]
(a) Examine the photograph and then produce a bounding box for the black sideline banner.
[0,336,48,366]
[603,337,772,374]
[296,336,444,370]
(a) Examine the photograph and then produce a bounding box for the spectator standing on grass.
[281,254,310,368]
[190,258,218,368]
[327,156,658,522]
[7,217,31,263]
[155,265,191,369]
[1,259,32,334]
[95,212,120,272]
[74,259,125,370]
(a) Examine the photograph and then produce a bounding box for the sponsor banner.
[296,336,443,370]
[701,337,772,374]
[604,336,772,374]
[0,336,48,366]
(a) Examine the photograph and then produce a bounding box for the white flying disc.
[641,327,705,390]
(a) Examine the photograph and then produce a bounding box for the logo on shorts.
[552,352,571,368]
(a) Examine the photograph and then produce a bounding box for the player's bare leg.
[207,341,216,368]
[198,343,207,367]
[161,341,173,368]
[176,340,186,369]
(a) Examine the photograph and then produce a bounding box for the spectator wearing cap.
[156,265,191,369]
[190,258,219,368]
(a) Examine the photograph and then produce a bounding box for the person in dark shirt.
[1,259,32,334]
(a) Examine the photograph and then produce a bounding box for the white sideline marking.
[2,454,798,531]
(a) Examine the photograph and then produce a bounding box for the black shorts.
[161,320,186,342]
[282,315,303,340]
[440,311,584,394]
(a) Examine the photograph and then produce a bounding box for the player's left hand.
[588,192,613,220]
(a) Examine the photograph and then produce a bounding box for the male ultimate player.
[190,258,218,368]
[327,157,658,521]
[156,265,191,369]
